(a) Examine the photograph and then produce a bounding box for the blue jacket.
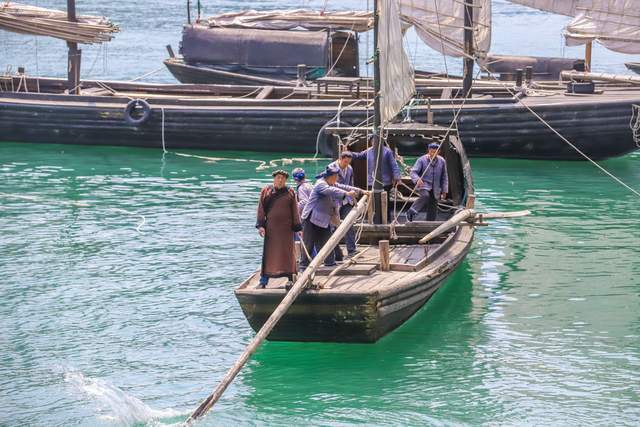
[410,154,448,197]
[351,146,401,187]
[301,179,358,228]
[329,160,354,205]
[295,181,314,215]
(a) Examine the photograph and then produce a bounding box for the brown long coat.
[256,185,302,277]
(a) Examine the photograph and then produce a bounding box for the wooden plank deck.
[245,242,442,291]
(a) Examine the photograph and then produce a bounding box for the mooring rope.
[158,107,325,171]
[474,62,640,199]
[630,104,640,149]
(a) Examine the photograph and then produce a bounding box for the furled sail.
[398,0,492,58]
[505,0,578,17]
[378,0,415,125]
[565,1,640,54]
[507,0,640,54]
[206,9,373,33]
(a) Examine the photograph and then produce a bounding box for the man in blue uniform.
[351,135,402,192]
[328,151,357,256]
[292,167,313,216]
[300,164,362,268]
[407,142,448,222]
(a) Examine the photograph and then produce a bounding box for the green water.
[1,142,639,426]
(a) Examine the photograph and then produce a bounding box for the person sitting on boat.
[328,151,357,257]
[350,134,402,193]
[300,164,362,269]
[292,167,313,216]
[407,143,449,222]
[256,170,303,289]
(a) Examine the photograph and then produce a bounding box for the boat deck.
[243,243,443,292]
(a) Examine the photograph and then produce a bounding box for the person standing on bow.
[256,170,302,288]
[407,142,448,222]
[300,164,362,268]
[328,151,357,257]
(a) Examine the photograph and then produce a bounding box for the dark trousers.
[300,219,336,267]
[340,203,357,254]
[410,189,438,221]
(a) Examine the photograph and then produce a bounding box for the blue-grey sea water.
[1,1,639,426]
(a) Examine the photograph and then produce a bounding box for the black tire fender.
[123,99,152,126]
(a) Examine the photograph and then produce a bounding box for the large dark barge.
[1,75,637,160]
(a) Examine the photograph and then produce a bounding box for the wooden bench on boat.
[316,76,367,97]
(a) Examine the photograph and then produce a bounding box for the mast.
[67,0,81,95]
[372,0,384,224]
[462,0,474,97]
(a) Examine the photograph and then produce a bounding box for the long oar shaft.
[186,194,370,424]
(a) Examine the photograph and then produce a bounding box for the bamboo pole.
[418,209,531,244]
[186,194,370,424]
[561,70,640,85]
[419,209,474,244]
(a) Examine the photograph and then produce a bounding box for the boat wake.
[63,369,183,426]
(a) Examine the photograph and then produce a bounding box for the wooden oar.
[185,193,370,424]
[418,209,532,244]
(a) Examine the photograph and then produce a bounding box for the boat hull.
[164,58,296,86]
[625,62,640,75]
[0,89,637,160]
[235,271,451,343]
[235,225,473,343]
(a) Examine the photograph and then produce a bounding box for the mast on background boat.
[67,0,81,95]
[462,0,474,97]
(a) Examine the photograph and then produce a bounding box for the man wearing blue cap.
[300,164,363,268]
[407,142,448,222]
[328,151,357,256]
[292,167,313,216]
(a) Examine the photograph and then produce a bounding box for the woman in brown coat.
[256,170,302,288]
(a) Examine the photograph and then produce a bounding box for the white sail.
[565,1,640,54]
[379,0,415,125]
[507,0,640,54]
[206,9,373,32]
[505,0,578,17]
[399,0,491,58]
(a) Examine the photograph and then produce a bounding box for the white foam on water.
[63,369,184,426]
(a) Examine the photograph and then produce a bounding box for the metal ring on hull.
[124,99,152,126]
[317,119,352,157]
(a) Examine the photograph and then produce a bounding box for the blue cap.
[340,151,353,158]
[315,164,340,179]
[292,167,305,181]
[428,143,440,150]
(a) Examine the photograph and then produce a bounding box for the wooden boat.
[625,62,640,75]
[1,3,639,160]
[234,136,475,343]
[1,74,638,160]
[164,24,360,86]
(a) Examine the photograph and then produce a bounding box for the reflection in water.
[240,262,499,425]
